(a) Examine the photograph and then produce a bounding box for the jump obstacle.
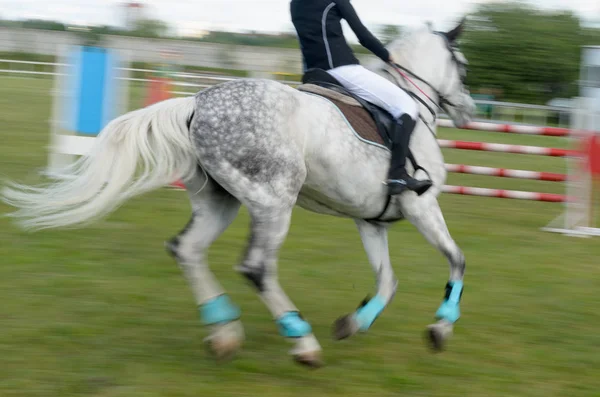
[47,44,186,189]
[437,119,574,137]
[434,44,600,237]
[438,96,600,237]
[44,45,600,236]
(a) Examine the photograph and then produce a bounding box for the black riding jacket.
[290,0,390,71]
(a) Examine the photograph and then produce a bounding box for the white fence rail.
[0,58,572,127]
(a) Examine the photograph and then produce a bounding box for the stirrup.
[385,177,432,196]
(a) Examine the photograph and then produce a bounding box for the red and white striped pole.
[445,164,567,182]
[437,119,575,137]
[438,139,578,157]
[442,185,568,203]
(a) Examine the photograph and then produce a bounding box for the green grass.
[1,76,599,397]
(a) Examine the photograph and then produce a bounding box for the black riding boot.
[386,114,433,196]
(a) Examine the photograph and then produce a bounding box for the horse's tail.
[2,96,198,231]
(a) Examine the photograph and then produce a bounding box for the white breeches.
[327,64,419,121]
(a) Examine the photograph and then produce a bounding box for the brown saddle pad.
[297,84,387,148]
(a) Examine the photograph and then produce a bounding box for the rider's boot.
[385,114,433,196]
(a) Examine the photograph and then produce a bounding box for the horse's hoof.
[425,321,453,352]
[204,320,244,362]
[293,351,324,369]
[426,326,445,352]
[332,314,359,340]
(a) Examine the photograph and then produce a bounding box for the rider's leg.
[327,64,418,120]
[387,113,433,196]
[327,64,432,196]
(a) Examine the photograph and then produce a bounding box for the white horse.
[3,22,475,368]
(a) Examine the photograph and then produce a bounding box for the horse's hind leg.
[190,80,321,367]
[236,205,322,367]
[402,195,465,351]
[197,147,322,366]
[166,169,244,361]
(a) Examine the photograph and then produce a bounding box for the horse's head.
[435,19,476,127]
[386,19,476,128]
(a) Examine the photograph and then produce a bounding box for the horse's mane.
[385,27,432,64]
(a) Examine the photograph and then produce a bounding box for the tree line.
[459,2,599,104]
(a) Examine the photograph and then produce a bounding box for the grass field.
[1,76,599,397]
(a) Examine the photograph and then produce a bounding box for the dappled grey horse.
[3,22,475,367]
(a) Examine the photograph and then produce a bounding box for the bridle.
[382,33,468,133]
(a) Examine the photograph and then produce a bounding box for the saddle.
[296,68,395,150]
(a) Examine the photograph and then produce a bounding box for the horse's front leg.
[402,195,465,351]
[333,219,398,340]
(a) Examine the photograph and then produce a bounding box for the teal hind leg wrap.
[355,295,387,332]
[277,312,312,338]
[435,281,463,323]
[199,295,241,326]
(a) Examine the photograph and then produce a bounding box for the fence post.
[542,97,600,237]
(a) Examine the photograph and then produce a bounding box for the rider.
[290,0,432,196]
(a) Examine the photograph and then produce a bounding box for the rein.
[382,64,439,136]
[390,63,443,112]
[382,39,466,136]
